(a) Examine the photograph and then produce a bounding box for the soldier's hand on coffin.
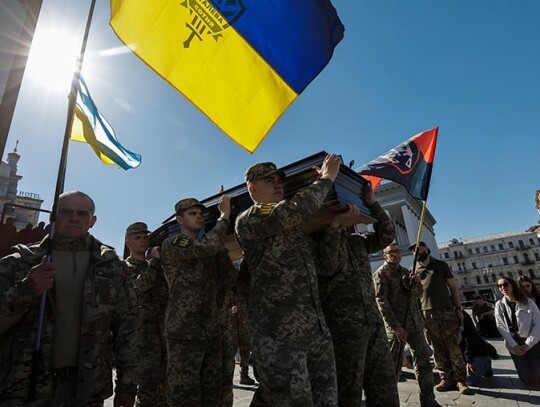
[148,246,161,259]
[361,180,376,205]
[24,255,55,296]
[330,204,359,228]
[315,154,341,181]
[218,194,232,219]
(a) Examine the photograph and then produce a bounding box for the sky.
[4,0,540,253]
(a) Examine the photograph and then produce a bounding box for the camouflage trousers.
[423,309,466,383]
[251,331,337,407]
[136,327,168,407]
[220,326,235,407]
[388,329,435,401]
[330,322,399,407]
[230,314,251,369]
[166,337,222,407]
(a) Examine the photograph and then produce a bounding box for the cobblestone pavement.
[106,338,540,406]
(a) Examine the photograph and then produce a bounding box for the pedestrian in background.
[495,276,540,385]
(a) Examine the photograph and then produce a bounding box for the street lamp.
[483,268,496,302]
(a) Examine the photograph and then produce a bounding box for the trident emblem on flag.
[181,0,246,48]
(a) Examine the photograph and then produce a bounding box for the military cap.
[408,241,428,251]
[175,198,206,215]
[126,222,150,236]
[245,162,286,183]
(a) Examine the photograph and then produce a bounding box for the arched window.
[529,269,536,279]
[491,274,496,282]
[484,275,489,283]
[508,272,514,279]
[476,276,481,284]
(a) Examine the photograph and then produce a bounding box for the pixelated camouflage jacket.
[317,202,395,329]
[234,177,333,343]
[373,262,424,333]
[125,257,168,337]
[0,234,140,403]
[161,219,235,340]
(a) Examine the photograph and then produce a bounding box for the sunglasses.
[497,282,509,288]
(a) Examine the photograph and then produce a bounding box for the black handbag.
[501,303,526,345]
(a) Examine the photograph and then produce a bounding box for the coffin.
[149,151,375,260]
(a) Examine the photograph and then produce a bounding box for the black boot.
[240,367,256,385]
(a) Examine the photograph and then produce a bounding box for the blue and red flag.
[358,128,438,201]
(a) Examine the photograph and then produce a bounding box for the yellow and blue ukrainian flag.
[70,76,142,169]
[110,0,344,153]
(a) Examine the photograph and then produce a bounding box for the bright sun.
[26,29,80,92]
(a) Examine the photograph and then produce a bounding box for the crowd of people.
[0,153,539,407]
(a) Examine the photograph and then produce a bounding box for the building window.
[518,240,525,249]
[475,247,480,254]
[458,263,462,271]
[491,274,497,282]
[490,244,495,251]
[444,252,449,259]
[483,275,489,283]
[524,253,530,263]
[530,238,535,246]
[468,248,473,255]
[529,269,536,278]
[509,242,514,249]
[476,276,481,284]
[518,270,523,276]
[535,252,540,261]
[463,277,469,285]
[503,257,509,265]
[483,246,488,253]
[514,256,519,264]
[498,243,504,250]
[508,272,514,278]
[499,272,504,278]
[472,262,477,269]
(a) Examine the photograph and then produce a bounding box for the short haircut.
[58,191,96,215]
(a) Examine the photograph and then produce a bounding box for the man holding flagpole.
[0,191,140,406]
[411,241,472,395]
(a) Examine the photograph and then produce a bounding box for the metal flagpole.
[29,0,97,400]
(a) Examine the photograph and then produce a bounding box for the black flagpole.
[29,0,97,400]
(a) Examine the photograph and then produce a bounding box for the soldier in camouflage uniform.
[235,155,341,407]
[124,222,168,407]
[161,196,236,407]
[215,252,239,407]
[0,191,140,407]
[231,298,255,383]
[317,183,399,407]
[373,243,441,407]
[411,242,472,395]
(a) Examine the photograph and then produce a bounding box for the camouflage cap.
[125,222,150,236]
[245,162,286,183]
[175,198,206,215]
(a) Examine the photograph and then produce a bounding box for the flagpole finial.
[348,159,355,169]
[14,140,19,153]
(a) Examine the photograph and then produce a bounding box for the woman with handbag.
[494,276,540,385]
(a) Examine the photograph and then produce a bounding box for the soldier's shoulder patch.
[173,235,191,248]
[250,204,275,217]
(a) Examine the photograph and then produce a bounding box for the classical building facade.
[0,145,44,229]
[438,232,540,302]
[366,180,439,271]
